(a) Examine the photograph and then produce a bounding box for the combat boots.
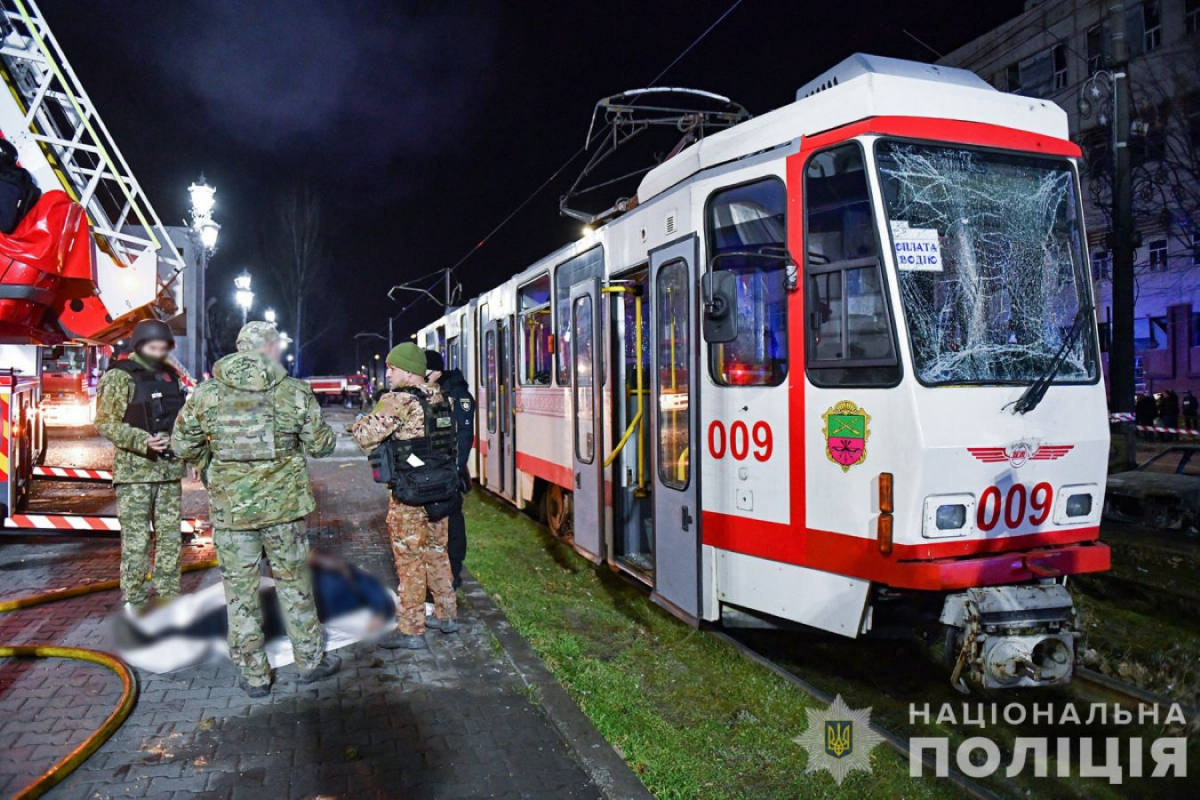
[299,654,342,683]
[378,629,428,649]
[426,616,459,634]
[238,677,271,698]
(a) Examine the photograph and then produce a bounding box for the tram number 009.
[977,482,1053,531]
[707,420,773,462]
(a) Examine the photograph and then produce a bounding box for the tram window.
[656,260,690,490]
[447,335,459,369]
[555,247,604,385]
[573,295,595,463]
[485,330,497,433]
[436,326,446,361]
[705,179,789,386]
[518,274,553,385]
[804,144,900,387]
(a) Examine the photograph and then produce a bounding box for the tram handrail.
[601,286,645,493]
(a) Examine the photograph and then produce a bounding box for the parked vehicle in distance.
[1105,445,1200,532]
[304,374,370,409]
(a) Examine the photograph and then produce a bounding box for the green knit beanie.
[386,342,427,375]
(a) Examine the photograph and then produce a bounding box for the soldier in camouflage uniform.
[172,321,341,696]
[95,320,187,612]
[352,343,458,650]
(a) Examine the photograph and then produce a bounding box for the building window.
[517,273,553,385]
[1092,249,1112,280]
[1053,44,1068,91]
[1008,45,1066,99]
[1006,62,1021,92]
[1086,24,1107,72]
[1188,0,1200,35]
[704,179,789,386]
[1144,1,1162,51]
[1148,238,1168,271]
[1192,232,1200,266]
[1192,312,1200,347]
[554,247,604,385]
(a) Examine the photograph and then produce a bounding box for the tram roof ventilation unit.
[795,53,993,100]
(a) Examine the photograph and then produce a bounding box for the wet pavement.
[0,418,618,798]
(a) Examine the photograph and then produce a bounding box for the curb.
[461,571,652,800]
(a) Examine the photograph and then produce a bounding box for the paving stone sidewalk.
[0,423,617,798]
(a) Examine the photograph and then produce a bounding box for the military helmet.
[130,319,175,350]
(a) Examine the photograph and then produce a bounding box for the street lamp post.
[354,331,387,385]
[234,271,254,327]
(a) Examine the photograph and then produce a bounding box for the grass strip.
[463,492,960,799]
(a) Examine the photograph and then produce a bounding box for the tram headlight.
[935,503,967,530]
[1065,493,1092,518]
[922,493,975,539]
[1052,484,1100,525]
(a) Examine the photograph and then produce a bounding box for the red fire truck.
[0,0,190,532]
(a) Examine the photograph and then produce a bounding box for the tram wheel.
[544,484,572,539]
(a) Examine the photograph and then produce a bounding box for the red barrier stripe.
[3,515,203,533]
[34,466,114,481]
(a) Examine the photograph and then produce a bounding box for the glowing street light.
[234,271,254,326]
[189,174,219,252]
[188,176,216,217]
[264,308,276,324]
[279,331,291,351]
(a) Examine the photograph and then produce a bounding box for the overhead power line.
[438,0,750,284]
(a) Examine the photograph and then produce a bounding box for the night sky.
[45,0,1025,374]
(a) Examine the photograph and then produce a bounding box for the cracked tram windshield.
[875,140,1096,386]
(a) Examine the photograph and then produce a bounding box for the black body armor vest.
[109,358,186,434]
[369,386,459,509]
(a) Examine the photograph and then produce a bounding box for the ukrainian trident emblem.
[824,720,853,758]
[822,400,870,472]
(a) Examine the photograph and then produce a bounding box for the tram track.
[712,626,1194,799]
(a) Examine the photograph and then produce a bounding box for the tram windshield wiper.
[1010,303,1094,415]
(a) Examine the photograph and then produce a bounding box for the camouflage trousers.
[214,521,324,687]
[387,499,456,635]
[116,481,182,607]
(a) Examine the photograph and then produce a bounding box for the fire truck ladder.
[0,0,183,278]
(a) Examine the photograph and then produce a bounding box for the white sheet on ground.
[118,576,397,674]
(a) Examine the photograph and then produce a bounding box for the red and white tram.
[419,55,1110,689]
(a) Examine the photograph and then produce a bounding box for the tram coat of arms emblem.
[822,400,870,472]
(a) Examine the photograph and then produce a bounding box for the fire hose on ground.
[0,558,219,799]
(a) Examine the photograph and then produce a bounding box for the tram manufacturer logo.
[795,694,882,784]
[822,401,870,472]
[967,442,1074,467]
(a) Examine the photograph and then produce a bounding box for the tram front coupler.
[940,584,1078,692]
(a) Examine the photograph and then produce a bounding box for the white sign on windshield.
[890,221,943,272]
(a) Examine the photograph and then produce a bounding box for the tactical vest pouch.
[389,455,460,506]
[211,390,277,462]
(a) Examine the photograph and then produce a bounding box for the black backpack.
[0,166,41,235]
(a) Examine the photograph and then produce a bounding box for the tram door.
[482,321,502,492]
[650,237,700,620]
[497,317,516,502]
[570,280,603,559]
